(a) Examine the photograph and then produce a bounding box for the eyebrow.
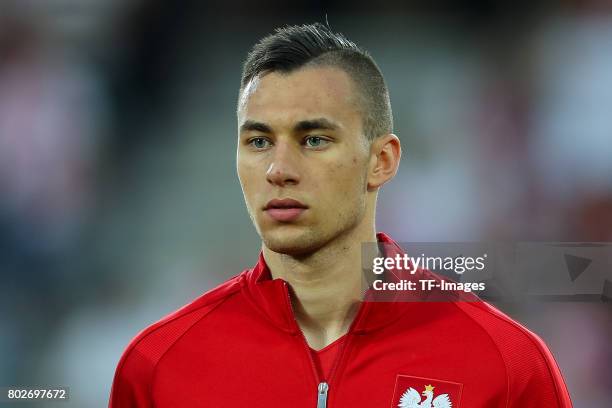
[239,118,340,134]
[240,120,273,134]
[293,118,339,132]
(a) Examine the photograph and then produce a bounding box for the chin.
[261,228,325,256]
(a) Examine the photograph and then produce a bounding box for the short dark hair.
[239,23,393,141]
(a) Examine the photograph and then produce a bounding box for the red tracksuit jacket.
[109,233,573,407]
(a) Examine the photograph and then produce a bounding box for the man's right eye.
[248,137,271,149]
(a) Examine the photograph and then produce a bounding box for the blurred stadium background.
[0,0,611,406]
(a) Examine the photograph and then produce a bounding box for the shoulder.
[454,301,572,407]
[119,272,242,363]
[108,272,244,407]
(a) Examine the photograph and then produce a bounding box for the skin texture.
[237,66,401,349]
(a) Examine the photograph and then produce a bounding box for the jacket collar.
[239,232,429,335]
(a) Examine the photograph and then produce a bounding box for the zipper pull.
[317,382,329,408]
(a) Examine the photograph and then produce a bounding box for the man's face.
[237,66,372,255]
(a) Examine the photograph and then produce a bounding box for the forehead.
[238,66,361,128]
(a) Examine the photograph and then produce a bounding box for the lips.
[264,198,308,222]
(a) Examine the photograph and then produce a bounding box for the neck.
[263,219,377,350]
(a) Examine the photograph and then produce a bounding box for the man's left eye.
[304,136,329,148]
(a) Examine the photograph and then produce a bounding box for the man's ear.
[367,134,401,191]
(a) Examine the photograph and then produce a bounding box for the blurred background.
[0,0,611,406]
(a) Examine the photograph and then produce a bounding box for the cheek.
[325,157,366,203]
[343,155,367,187]
[237,164,259,205]
[238,154,261,180]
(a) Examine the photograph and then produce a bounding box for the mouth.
[263,198,308,222]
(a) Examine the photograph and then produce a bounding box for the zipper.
[281,281,367,408]
[317,382,329,408]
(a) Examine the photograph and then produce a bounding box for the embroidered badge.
[392,375,462,408]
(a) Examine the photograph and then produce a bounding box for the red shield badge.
[391,375,463,407]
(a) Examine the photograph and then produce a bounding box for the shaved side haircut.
[239,23,393,141]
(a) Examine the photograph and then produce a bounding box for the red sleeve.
[506,330,573,407]
[109,346,155,408]
[459,301,573,407]
[108,295,229,407]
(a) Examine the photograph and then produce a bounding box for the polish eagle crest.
[398,384,452,408]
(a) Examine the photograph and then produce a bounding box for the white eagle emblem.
[398,384,452,408]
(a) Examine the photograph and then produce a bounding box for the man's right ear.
[366,134,401,191]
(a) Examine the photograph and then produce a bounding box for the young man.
[110,23,572,407]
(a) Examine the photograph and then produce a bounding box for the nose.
[266,141,300,187]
